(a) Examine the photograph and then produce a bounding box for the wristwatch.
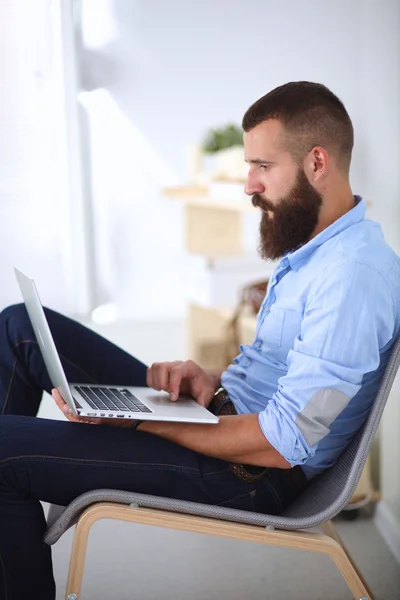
[213,387,230,401]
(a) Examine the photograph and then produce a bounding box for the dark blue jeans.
[0,304,306,599]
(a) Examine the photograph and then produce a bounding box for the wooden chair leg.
[63,503,373,600]
[64,507,101,600]
[321,520,374,600]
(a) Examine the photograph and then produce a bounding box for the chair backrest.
[277,333,400,528]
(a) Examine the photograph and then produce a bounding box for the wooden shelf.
[163,186,256,213]
[163,186,209,198]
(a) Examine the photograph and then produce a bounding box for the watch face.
[212,388,230,409]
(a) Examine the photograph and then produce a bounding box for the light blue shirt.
[222,197,400,479]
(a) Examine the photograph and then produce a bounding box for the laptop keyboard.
[75,386,152,414]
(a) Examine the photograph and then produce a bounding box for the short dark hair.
[242,81,354,173]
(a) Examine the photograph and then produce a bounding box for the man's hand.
[51,389,134,428]
[146,360,221,407]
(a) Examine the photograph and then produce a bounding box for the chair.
[45,336,400,600]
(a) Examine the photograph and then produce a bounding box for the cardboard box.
[185,204,243,256]
[187,303,234,370]
[187,302,258,369]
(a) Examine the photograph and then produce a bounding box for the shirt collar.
[285,196,366,272]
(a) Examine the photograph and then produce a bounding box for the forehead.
[244,119,287,159]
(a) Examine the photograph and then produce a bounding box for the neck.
[309,181,355,241]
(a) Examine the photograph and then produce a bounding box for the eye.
[259,164,269,171]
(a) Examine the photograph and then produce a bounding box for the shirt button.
[254,340,262,349]
[240,373,246,380]
[243,358,252,367]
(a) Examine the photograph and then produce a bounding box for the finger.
[168,367,186,401]
[149,362,182,391]
[52,389,83,423]
[196,389,213,407]
[51,388,64,404]
[146,367,152,388]
[63,405,81,422]
[81,416,102,425]
[147,363,165,390]
[52,388,68,412]
[52,390,72,415]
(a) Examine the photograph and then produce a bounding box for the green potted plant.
[202,123,244,154]
[201,123,246,182]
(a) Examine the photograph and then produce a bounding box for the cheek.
[269,171,293,200]
[262,173,280,200]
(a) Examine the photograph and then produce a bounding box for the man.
[1,81,399,599]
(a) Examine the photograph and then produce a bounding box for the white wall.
[359,0,400,255]
[358,0,400,561]
[0,0,76,313]
[1,0,397,318]
[78,0,383,321]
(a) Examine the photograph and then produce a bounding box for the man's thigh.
[43,307,149,388]
[1,304,149,393]
[0,415,257,511]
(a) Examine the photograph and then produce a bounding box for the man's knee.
[0,304,33,346]
[0,303,29,324]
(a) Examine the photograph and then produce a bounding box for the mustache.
[251,194,275,212]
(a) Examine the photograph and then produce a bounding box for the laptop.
[14,268,219,424]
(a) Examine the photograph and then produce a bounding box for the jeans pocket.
[253,477,284,515]
[218,488,256,511]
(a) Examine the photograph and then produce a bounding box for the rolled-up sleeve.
[258,261,395,466]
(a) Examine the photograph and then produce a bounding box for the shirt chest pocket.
[258,307,285,349]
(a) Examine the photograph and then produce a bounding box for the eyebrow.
[244,158,273,165]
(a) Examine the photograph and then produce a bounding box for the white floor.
[38,318,400,599]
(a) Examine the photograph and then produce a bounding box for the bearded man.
[1,81,399,599]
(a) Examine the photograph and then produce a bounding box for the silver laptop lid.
[14,268,77,414]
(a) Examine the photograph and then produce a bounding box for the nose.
[244,172,265,196]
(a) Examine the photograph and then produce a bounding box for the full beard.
[252,169,323,260]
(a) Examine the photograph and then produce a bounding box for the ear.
[304,146,328,182]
